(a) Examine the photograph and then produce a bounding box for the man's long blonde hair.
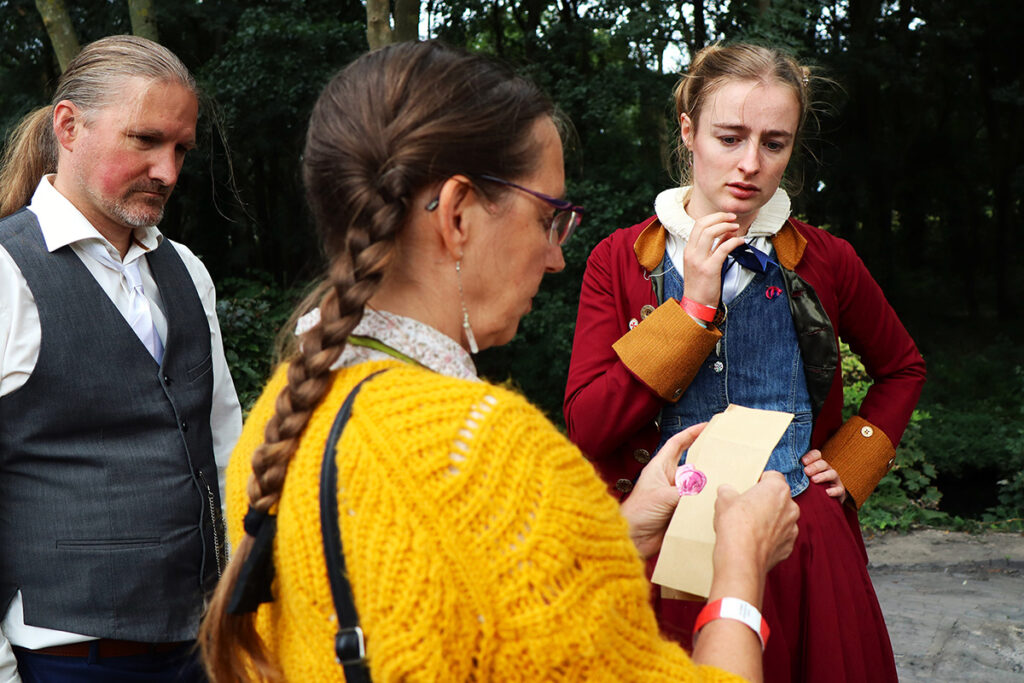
[0,35,195,218]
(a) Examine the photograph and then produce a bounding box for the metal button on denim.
[713,360,724,373]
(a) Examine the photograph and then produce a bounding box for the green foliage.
[981,470,1024,532]
[857,408,953,532]
[215,274,302,413]
[914,339,1024,478]
[853,331,1024,532]
[172,3,366,283]
[840,341,950,531]
[911,333,1024,530]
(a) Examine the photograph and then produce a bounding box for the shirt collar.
[27,175,164,261]
[654,185,792,241]
[296,307,479,381]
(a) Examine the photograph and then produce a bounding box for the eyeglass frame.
[424,174,583,245]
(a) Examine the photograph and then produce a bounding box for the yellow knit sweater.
[226,360,745,682]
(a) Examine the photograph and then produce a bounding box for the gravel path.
[865,529,1024,682]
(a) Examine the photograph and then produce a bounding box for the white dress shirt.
[0,177,243,681]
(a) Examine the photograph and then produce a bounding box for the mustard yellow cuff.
[821,416,896,509]
[611,298,721,402]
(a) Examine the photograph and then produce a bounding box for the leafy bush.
[857,408,952,531]
[216,274,303,413]
[851,336,1024,532]
[982,470,1024,531]
[915,339,1024,477]
[913,335,1024,531]
[841,341,951,531]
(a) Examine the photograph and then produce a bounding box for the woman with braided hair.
[200,41,800,683]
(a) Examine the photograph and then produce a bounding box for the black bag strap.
[319,369,388,682]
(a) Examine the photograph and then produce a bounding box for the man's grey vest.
[0,209,223,642]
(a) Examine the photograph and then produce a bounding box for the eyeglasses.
[476,175,583,246]
[425,175,584,246]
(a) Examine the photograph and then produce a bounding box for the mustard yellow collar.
[633,219,807,272]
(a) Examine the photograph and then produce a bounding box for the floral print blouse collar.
[295,307,478,381]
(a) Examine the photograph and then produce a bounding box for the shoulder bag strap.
[319,369,388,683]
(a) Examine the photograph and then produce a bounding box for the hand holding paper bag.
[713,472,800,582]
[621,423,708,559]
[652,404,801,597]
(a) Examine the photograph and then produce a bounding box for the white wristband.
[693,596,770,650]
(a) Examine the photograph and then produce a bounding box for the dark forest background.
[2,0,1022,529]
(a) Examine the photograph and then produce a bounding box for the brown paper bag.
[651,404,793,598]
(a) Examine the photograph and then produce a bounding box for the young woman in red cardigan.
[564,43,926,682]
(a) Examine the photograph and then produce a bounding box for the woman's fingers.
[714,472,800,573]
[803,460,829,476]
[690,212,739,245]
[716,483,740,509]
[683,212,745,308]
[622,423,710,558]
[801,449,847,502]
[826,483,847,499]
[687,214,740,262]
[648,423,707,482]
[755,473,800,569]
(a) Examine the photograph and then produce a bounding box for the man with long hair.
[0,36,240,682]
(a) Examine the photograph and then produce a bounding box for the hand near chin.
[682,211,745,308]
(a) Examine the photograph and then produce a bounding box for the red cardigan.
[564,216,926,507]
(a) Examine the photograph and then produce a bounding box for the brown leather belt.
[19,639,191,658]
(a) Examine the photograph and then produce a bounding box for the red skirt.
[650,480,897,683]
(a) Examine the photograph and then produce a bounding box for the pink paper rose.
[675,464,707,496]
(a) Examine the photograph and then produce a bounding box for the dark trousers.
[13,642,207,683]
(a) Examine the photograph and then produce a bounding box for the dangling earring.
[455,259,479,354]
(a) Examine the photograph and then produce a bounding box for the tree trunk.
[492,1,507,58]
[128,0,160,43]
[693,0,707,52]
[34,0,79,73]
[366,0,393,50]
[393,0,420,43]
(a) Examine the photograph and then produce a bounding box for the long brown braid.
[200,41,555,682]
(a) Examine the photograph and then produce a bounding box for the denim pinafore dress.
[657,251,812,496]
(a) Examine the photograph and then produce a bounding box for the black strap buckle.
[335,625,366,665]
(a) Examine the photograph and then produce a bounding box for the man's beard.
[87,182,169,228]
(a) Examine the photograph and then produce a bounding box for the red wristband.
[680,296,717,323]
[694,597,770,650]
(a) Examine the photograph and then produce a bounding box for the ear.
[680,113,694,149]
[53,100,82,152]
[432,175,479,260]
